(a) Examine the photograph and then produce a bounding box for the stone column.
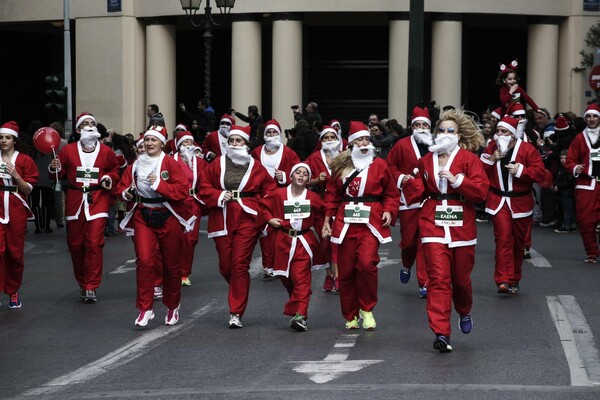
[431,14,463,110]
[388,13,410,125]
[527,17,560,116]
[231,14,262,118]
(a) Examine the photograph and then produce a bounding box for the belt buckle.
[11,186,18,194]
[595,177,600,183]
[230,190,240,200]
[134,194,142,203]
[288,229,298,238]
[189,188,196,196]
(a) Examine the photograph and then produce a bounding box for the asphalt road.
[1,219,600,400]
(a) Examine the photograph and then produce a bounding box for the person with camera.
[117,126,196,327]
[229,105,264,148]
[293,102,322,129]
[179,99,217,139]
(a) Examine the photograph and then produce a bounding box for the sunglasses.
[220,122,232,126]
[437,127,456,133]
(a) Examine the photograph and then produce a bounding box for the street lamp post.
[180,0,236,103]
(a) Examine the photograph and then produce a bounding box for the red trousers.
[399,208,428,287]
[213,216,259,316]
[0,204,27,294]
[337,234,380,321]
[279,245,312,317]
[182,201,202,277]
[575,188,600,257]
[133,237,163,287]
[259,226,275,269]
[424,243,474,337]
[132,210,184,311]
[66,213,106,290]
[492,206,531,285]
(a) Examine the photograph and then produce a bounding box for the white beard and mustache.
[494,134,513,156]
[586,127,600,145]
[226,145,251,165]
[264,135,282,152]
[429,133,459,155]
[351,144,376,170]
[179,145,200,167]
[80,127,100,148]
[219,126,230,137]
[516,120,526,140]
[322,140,341,158]
[412,129,433,146]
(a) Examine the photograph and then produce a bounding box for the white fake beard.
[80,127,100,148]
[587,128,600,145]
[264,135,282,152]
[429,133,459,155]
[179,146,199,167]
[226,145,251,165]
[351,144,376,170]
[412,129,433,146]
[219,126,230,137]
[136,153,159,178]
[322,140,341,158]
[494,134,513,156]
[516,120,526,139]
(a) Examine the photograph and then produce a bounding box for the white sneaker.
[135,309,154,327]
[165,304,180,326]
[228,313,242,329]
[153,286,163,300]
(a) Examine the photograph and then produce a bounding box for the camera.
[291,105,299,110]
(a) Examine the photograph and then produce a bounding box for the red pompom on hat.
[220,114,236,126]
[264,119,282,135]
[497,116,519,135]
[584,103,600,118]
[411,106,431,126]
[228,125,251,142]
[0,121,19,138]
[507,103,526,117]
[319,125,337,139]
[491,107,502,120]
[348,121,370,142]
[555,116,569,131]
[144,126,168,144]
[175,131,195,148]
[75,112,96,129]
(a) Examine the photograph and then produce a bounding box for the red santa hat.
[175,131,195,148]
[264,119,281,135]
[497,116,519,135]
[136,134,145,147]
[491,107,502,120]
[228,125,251,142]
[220,114,236,125]
[348,121,370,142]
[144,126,168,144]
[75,112,96,129]
[329,119,341,129]
[175,123,188,131]
[555,116,569,131]
[289,162,312,181]
[0,121,19,138]
[319,125,338,140]
[507,103,526,117]
[584,103,600,118]
[411,106,431,126]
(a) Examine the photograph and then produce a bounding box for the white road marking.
[526,248,552,268]
[109,259,137,274]
[290,333,382,383]
[547,295,600,386]
[22,300,220,396]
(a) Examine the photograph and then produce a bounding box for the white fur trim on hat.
[290,162,311,181]
[264,124,281,135]
[585,109,600,118]
[319,127,337,139]
[0,127,18,137]
[228,128,249,142]
[511,109,526,116]
[411,116,431,126]
[75,114,96,129]
[175,124,187,131]
[144,129,167,144]
[497,121,517,135]
[491,110,502,120]
[220,117,233,125]
[348,129,370,143]
[176,134,194,148]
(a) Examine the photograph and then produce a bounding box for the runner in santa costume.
[305,125,343,292]
[312,119,348,154]
[199,125,277,328]
[258,163,328,331]
[0,121,38,308]
[387,106,433,298]
[49,112,120,303]
[402,109,489,352]
[322,121,400,330]
[118,126,196,327]
[251,119,300,279]
[565,103,600,263]
[201,114,235,162]
[480,116,546,294]
[173,130,208,286]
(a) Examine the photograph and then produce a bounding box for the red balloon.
[33,127,61,154]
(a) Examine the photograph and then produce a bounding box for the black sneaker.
[79,288,86,301]
[497,282,510,294]
[523,248,531,259]
[509,284,520,295]
[290,314,308,331]
[83,289,97,304]
[433,335,453,353]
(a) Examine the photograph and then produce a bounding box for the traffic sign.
[589,65,600,90]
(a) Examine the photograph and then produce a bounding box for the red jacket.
[0,151,38,222]
[251,145,300,186]
[387,135,428,210]
[565,131,600,191]
[200,130,227,159]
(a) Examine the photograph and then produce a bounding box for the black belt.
[490,187,530,198]
[228,190,256,200]
[280,227,311,237]
[189,188,197,196]
[134,194,167,204]
[69,184,103,193]
[428,193,466,201]
[0,185,18,193]
[343,196,382,202]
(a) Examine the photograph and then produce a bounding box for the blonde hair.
[435,108,485,153]
[329,148,355,179]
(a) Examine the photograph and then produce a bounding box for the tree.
[580,22,600,67]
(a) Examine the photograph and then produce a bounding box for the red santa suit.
[481,137,546,287]
[499,85,540,117]
[201,130,227,159]
[54,141,120,291]
[565,126,600,260]
[0,150,38,295]
[199,155,277,317]
[402,146,489,338]
[258,185,328,318]
[325,157,400,322]
[387,134,430,288]
[118,152,195,313]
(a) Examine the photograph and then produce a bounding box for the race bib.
[0,162,10,179]
[591,150,600,162]
[435,205,464,227]
[284,199,311,219]
[344,204,371,224]
[76,166,100,184]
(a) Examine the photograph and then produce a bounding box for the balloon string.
[51,147,59,181]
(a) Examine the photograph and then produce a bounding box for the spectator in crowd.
[533,108,559,228]
[553,149,577,233]
[146,104,165,129]
[369,122,394,159]
[293,102,322,128]
[230,105,264,146]
[179,98,217,139]
[287,120,317,161]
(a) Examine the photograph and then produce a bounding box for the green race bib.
[344,204,371,224]
[435,205,464,227]
[284,199,311,219]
